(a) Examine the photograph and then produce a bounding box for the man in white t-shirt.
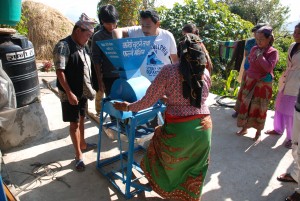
[112,9,178,82]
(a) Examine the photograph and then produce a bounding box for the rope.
[12,161,70,196]
[216,95,236,108]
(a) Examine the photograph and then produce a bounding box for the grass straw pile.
[22,1,74,60]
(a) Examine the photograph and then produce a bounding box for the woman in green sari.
[113,33,212,201]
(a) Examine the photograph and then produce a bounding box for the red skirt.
[236,75,272,130]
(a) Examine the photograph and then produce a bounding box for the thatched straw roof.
[22,1,74,60]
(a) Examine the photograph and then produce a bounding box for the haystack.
[22,1,74,60]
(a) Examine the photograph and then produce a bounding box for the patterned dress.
[236,45,279,130]
[129,63,212,201]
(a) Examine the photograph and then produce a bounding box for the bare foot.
[253,131,261,141]
[236,128,248,136]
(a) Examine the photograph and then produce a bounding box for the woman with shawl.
[113,33,212,201]
[235,26,279,141]
[181,23,213,74]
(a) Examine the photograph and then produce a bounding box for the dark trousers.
[103,77,118,97]
[103,77,119,122]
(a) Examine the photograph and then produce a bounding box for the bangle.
[126,105,129,111]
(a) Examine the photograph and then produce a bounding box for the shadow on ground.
[2,73,297,201]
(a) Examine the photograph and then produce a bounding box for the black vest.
[57,36,90,98]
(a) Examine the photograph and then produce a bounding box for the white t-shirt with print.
[127,26,177,82]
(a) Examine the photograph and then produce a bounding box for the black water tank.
[0,33,40,108]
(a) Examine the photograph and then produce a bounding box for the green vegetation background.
[8,0,294,110]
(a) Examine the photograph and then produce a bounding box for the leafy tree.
[216,0,290,31]
[96,0,156,26]
[141,0,156,8]
[158,0,253,71]
[157,0,292,109]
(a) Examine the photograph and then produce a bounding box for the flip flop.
[285,191,300,201]
[232,112,238,118]
[277,173,297,183]
[81,143,97,153]
[75,159,85,172]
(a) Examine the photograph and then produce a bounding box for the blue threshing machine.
[96,36,166,199]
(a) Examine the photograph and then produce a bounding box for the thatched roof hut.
[22,1,74,60]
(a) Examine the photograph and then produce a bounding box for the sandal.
[253,132,261,141]
[264,129,281,135]
[75,159,85,172]
[277,173,297,183]
[81,143,97,153]
[286,191,300,201]
[236,129,248,136]
[285,140,292,149]
[232,112,238,118]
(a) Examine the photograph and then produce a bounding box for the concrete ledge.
[0,100,49,151]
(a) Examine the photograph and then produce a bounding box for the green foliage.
[157,0,252,102]
[210,73,227,95]
[14,12,28,36]
[216,0,290,31]
[158,0,253,64]
[272,34,293,77]
[210,70,239,96]
[225,70,239,96]
[157,0,294,110]
[96,0,156,27]
[96,0,140,26]
[269,70,280,110]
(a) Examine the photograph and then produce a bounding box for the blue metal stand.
[0,176,8,201]
[96,98,165,199]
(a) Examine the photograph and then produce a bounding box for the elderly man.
[53,13,97,172]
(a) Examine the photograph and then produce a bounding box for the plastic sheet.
[0,59,17,130]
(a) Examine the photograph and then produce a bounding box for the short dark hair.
[257,25,273,38]
[72,25,80,33]
[295,22,300,29]
[98,4,119,25]
[72,25,89,34]
[140,9,159,24]
[251,23,268,33]
[182,23,199,36]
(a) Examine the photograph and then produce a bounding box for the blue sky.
[30,0,299,29]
